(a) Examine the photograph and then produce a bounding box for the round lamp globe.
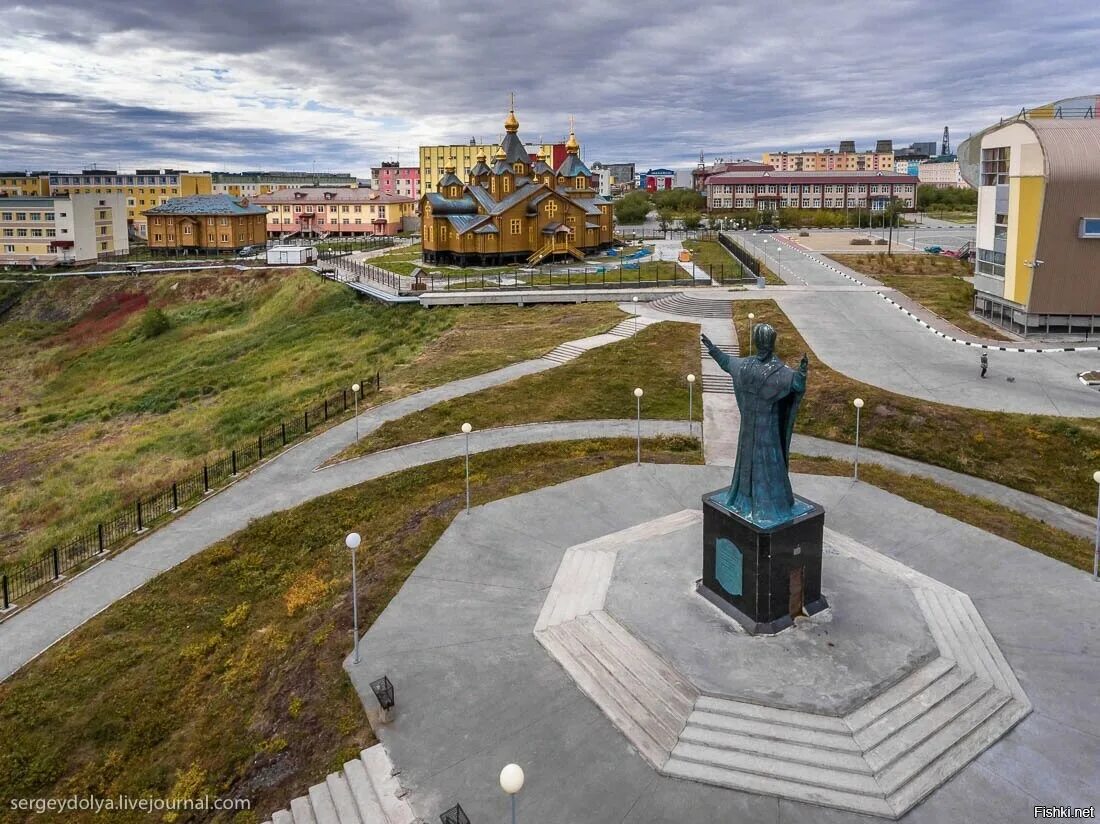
[634,387,644,398]
[345,532,361,550]
[499,763,525,795]
[461,422,472,434]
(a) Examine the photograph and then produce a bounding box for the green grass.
[333,321,699,460]
[0,271,625,568]
[702,236,785,285]
[790,454,1094,571]
[682,239,757,282]
[923,210,977,223]
[0,437,701,824]
[735,300,1100,519]
[828,254,1010,341]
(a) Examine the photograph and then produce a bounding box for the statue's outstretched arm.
[701,333,735,373]
[792,354,808,392]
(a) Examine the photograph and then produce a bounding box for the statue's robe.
[709,349,806,525]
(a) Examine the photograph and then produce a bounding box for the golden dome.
[565,130,580,153]
[495,146,507,161]
[476,148,487,162]
[444,158,456,172]
[504,107,519,133]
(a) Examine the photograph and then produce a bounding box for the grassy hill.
[0,269,623,568]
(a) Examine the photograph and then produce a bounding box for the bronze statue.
[702,323,810,527]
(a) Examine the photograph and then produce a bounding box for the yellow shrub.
[283,570,331,616]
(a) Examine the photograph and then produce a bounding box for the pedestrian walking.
[980,352,988,379]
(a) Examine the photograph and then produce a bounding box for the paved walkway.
[348,464,1099,824]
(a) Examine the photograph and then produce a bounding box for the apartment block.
[0,172,52,197]
[371,163,420,197]
[917,156,966,188]
[47,169,213,239]
[252,189,415,237]
[762,141,895,172]
[210,171,358,198]
[706,171,916,211]
[0,192,128,266]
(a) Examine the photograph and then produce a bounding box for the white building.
[594,167,612,197]
[0,192,128,266]
[266,244,317,265]
[917,157,966,189]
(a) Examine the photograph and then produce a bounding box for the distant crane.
[941,126,951,156]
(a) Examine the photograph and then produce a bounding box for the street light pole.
[1093,470,1100,581]
[346,532,362,664]
[747,312,755,355]
[461,422,473,514]
[686,374,695,437]
[853,398,864,480]
[499,764,525,824]
[352,383,360,442]
[632,295,639,336]
[634,387,644,465]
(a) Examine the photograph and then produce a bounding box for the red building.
[639,168,675,191]
[705,171,917,211]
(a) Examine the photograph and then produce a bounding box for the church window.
[545,201,558,217]
[510,219,521,235]
[439,226,447,240]
[577,176,585,188]
[503,177,511,193]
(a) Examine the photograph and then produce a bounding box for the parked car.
[237,246,260,256]
[758,225,778,233]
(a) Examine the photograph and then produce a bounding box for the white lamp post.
[632,295,639,336]
[346,531,362,664]
[352,383,360,442]
[1093,470,1100,581]
[634,387,644,464]
[747,312,755,355]
[853,398,865,480]
[686,374,696,437]
[461,422,473,514]
[499,763,525,824]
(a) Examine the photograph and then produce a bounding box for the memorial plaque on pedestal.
[699,487,827,635]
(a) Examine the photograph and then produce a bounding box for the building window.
[31,229,43,237]
[17,229,27,237]
[1079,218,1100,238]
[510,219,521,235]
[2,229,11,237]
[183,225,192,235]
[221,234,228,242]
[545,201,558,217]
[154,234,162,241]
[4,245,13,253]
[981,147,1010,186]
[0,212,10,220]
[15,213,25,220]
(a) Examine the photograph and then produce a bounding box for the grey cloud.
[5,0,1100,172]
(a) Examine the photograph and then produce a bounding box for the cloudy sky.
[3,0,1098,176]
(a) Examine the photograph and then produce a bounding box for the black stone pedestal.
[698,487,828,635]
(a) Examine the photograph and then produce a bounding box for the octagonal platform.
[533,509,1031,819]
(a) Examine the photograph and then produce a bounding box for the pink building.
[371,163,420,197]
[252,188,416,237]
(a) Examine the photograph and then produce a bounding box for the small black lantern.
[440,803,470,824]
[370,675,395,710]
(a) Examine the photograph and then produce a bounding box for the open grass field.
[828,253,1011,340]
[0,270,624,569]
[0,437,701,824]
[736,300,1100,519]
[333,321,699,461]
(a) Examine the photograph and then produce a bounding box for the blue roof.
[557,153,592,178]
[144,194,267,216]
[426,193,478,214]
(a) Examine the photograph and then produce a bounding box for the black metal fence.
[1,374,382,612]
[717,233,762,277]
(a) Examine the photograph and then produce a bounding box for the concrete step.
[343,757,386,824]
[651,294,734,319]
[534,548,615,631]
[695,695,851,733]
[574,613,695,721]
[539,623,669,767]
[325,772,363,824]
[588,611,698,709]
[272,810,293,824]
[290,796,316,824]
[687,709,862,753]
[877,687,1011,795]
[362,744,416,824]
[844,657,956,734]
[662,757,895,819]
[671,741,881,796]
[679,725,872,775]
[885,698,1030,815]
[544,342,588,364]
[307,782,341,824]
[863,677,992,772]
[852,665,974,751]
[700,376,735,394]
[546,622,680,751]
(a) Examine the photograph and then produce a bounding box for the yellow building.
[763,142,894,173]
[973,118,1100,334]
[0,172,51,197]
[47,170,212,239]
[421,107,612,266]
[421,140,569,194]
[211,171,358,197]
